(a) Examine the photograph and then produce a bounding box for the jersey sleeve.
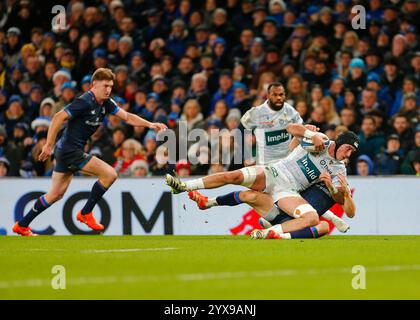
[106,98,121,115]
[291,108,303,124]
[240,108,257,130]
[64,99,87,119]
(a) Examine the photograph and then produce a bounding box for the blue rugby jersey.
[56,91,120,150]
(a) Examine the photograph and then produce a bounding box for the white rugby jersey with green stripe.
[270,143,347,192]
[240,100,303,164]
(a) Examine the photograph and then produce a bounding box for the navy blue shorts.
[54,147,92,173]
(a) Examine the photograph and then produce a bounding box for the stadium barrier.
[0,177,419,236]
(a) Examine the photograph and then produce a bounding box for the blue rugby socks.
[216,191,243,206]
[19,196,51,227]
[81,180,108,215]
[289,226,322,239]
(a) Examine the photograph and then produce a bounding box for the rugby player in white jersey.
[165,122,359,239]
[187,82,350,235]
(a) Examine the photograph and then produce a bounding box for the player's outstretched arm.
[38,110,69,162]
[337,173,356,218]
[286,123,325,151]
[288,125,319,152]
[320,171,346,205]
[115,108,167,132]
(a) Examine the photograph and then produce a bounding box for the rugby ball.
[300,133,330,153]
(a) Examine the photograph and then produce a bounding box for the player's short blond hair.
[92,68,115,82]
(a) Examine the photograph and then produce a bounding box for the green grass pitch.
[1,235,420,299]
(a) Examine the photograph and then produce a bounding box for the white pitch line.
[1,264,420,289]
[178,265,420,281]
[81,247,178,253]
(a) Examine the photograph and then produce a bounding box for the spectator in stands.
[113,138,145,177]
[0,125,20,176]
[374,134,403,175]
[180,99,205,132]
[231,28,254,61]
[381,56,403,100]
[150,146,174,176]
[247,37,265,75]
[398,92,419,125]
[225,108,241,131]
[0,156,9,177]
[340,107,359,133]
[412,150,420,176]
[320,96,340,125]
[253,45,282,89]
[53,81,76,114]
[186,73,211,115]
[357,155,374,176]
[409,52,420,84]
[210,70,234,111]
[295,99,310,122]
[346,58,366,95]
[130,159,149,177]
[287,74,309,106]
[175,159,192,177]
[307,106,328,133]
[359,88,385,116]
[209,99,228,124]
[0,95,29,137]
[358,116,386,159]
[1,1,419,176]
[401,126,420,174]
[391,114,414,154]
[389,76,420,117]
[143,130,158,164]
[4,27,22,69]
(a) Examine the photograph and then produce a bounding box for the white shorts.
[263,165,301,202]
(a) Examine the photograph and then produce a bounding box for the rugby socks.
[271,224,284,234]
[81,180,108,215]
[321,210,334,221]
[185,178,204,191]
[19,196,51,227]
[287,226,322,239]
[264,206,280,222]
[216,192,243,206]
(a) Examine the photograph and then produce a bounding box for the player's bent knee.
[239,191,258,204]
[306,212,320,227]
[102,169,118,186]
[109,169,118,182]
[239,167,257,187]
[293,204,316,219]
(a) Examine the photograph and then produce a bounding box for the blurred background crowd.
[0,0,419,178]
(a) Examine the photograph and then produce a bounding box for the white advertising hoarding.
[0,177,419,236]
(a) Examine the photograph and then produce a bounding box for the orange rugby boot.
[188,191,209,210]
[12,222,38,236]
[76,211,104,231]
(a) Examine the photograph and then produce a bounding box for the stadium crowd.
[0,0,419,178]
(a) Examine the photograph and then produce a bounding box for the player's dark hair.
[92,68,115,82]
[267,82,284,93]
[363,115,376,126]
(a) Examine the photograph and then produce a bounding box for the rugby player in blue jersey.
[13,68,167,236]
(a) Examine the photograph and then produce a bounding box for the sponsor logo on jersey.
[258,120,275,126]
[265,130,289,146]
[85,117,102,126]
[297,155,321,183]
